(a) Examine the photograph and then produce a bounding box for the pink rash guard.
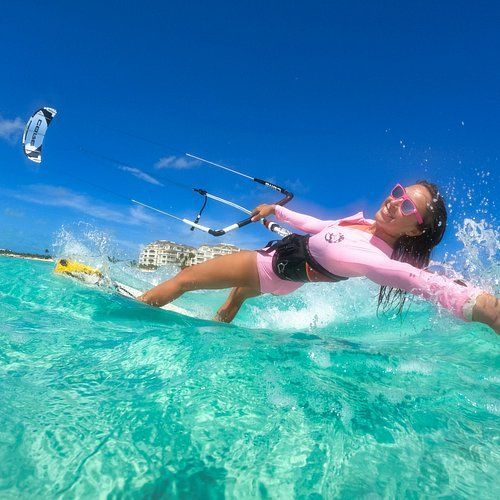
[255,206,483,321]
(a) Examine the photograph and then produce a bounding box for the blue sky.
[0,1,498,260]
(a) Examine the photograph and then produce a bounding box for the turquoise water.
[0,255,498,498]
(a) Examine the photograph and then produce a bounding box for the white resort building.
[139,241,239,268]
[139,241,196,267]
[191,244,241,265]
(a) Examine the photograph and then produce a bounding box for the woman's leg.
[214,286,261,323]
[138,250,260,307]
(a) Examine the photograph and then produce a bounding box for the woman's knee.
[174,267,198,292]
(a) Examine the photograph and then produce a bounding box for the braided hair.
[377,180,448,315]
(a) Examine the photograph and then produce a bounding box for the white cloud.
[0,115,24,143]
[128,204,159,225]
[118,166,164,186]
[155,155,200,170]
[1,184,162,226]
[3,207,25,218]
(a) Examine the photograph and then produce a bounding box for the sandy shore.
[0,253,54,263]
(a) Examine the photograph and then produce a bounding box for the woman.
[139,181,499,333]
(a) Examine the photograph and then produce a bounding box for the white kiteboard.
[54,259,194,317]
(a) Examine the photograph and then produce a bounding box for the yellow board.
[54,259,103,277]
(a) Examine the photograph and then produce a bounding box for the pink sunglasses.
[390,184,424,224]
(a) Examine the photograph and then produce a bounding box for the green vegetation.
[0,249,53,260]
[138,263,158,271]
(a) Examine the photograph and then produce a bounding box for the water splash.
[52,222,114,267]
[444,170,497,220]
[245,279,380,331]
[454,218,499,291]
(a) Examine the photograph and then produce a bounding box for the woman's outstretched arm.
[348,252,499,334]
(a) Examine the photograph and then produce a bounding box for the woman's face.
[374,184,432,237]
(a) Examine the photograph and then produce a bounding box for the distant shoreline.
[0,252,54,263]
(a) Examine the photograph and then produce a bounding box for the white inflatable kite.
[22,107,57,163]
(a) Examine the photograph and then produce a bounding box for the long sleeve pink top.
[273,205,481,320]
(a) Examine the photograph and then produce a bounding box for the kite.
[22,107,57,163]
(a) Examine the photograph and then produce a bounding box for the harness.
[264,233,349,283]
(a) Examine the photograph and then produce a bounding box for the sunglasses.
[390,184,424,224]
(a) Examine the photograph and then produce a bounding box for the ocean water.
[0,245,499,498]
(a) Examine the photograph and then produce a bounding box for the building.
[139,241,240,268]
[191,243,240,265]
[139,240,196,268]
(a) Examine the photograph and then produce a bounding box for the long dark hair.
[377,180,448,315]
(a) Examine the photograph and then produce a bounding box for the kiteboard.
[54,259,194,317]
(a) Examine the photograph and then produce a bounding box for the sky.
[0,0,498,260]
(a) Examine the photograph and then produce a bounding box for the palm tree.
[179,251,196,269]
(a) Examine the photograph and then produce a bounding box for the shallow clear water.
[0,256,498,498]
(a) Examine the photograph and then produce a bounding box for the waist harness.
[265,233,349,283]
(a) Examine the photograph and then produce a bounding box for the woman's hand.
[472,293,499,334]
[251,204,276,222]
